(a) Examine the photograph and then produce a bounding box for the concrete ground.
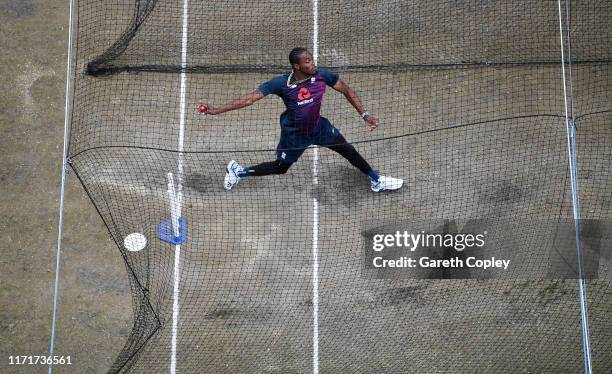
[1,0,611,373]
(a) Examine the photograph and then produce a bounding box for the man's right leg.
[224,132,308,190]
[224,160,294,190]
[242,160,294,176]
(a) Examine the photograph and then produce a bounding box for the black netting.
[68,0,612,372]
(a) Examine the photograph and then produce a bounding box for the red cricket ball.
[198,103,207,113]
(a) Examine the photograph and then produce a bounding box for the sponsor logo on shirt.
[297,87,311,101]
[296,87,313,105]
[297,98,314,106]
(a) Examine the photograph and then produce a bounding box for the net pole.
[170,0,189,373]
[48,0,76,372]
[311,1,320,373]
[557,1,592,373]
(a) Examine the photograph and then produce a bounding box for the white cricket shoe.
[224,160,244,190]
[371,175,403,192]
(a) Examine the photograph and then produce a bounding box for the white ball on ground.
[124,232,147,252]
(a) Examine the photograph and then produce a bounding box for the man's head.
[289,47,316,75]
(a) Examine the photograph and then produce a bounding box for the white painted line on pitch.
[312,0,319,65]
[171,0,189,373]
[556,1,592,373]
[311,1,320,373]
[312,196,320,374]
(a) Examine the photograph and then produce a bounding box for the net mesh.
[68,0,612,372]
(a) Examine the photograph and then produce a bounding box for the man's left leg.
[326,133,378,178]
[323,131,403,192]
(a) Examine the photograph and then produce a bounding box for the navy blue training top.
[258,69,339,137]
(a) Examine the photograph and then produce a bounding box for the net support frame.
[557,1,593,373]
[48,0,76,372]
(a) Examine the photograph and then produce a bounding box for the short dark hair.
[289,47,309,65]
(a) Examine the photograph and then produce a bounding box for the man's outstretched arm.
[332,79,379,131]
[203,89,265,115]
